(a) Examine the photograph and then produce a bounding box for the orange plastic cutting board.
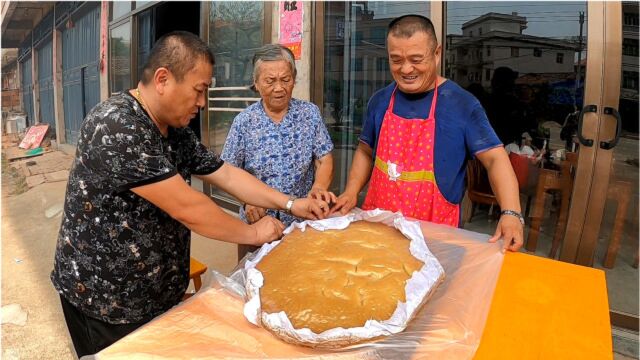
[474,252,612,359]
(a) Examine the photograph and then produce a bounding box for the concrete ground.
[1,149,637,359]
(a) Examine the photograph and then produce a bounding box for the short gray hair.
[252,44,297,87]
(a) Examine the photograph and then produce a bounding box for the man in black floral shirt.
[51,31,329,358]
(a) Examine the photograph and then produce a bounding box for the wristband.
[500,210,525,225]
[285,197,296,214]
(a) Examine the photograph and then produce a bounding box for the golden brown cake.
[256,221,424,334]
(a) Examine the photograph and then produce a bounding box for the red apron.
[362,81,460,226]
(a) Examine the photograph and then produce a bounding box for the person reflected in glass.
[485,66,532,146]
[222,44,336,239]
[331,15,523,252]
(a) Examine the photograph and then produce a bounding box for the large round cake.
[256,221,424,334]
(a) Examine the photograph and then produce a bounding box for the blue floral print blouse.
[221,98,333,226]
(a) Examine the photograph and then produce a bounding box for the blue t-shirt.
[221,98,334,226]
[360,80,501,205]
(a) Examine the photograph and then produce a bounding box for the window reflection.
[446,2,589,250]
[447,2,587,159]
[322,1,430,195]
[137,9,154,83]
[207,2,265,204]
[110,23,131,94]
[111,2,132,21]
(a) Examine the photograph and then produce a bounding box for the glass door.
[445,2,591,261]
[574,1,638,328]
[445,1,638,330]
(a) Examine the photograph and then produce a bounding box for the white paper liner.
[243,209,445,348]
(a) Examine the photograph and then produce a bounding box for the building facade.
[446,12,578,89]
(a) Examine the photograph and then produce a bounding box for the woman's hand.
[307,188,337,206]
[245,204,267,224]
[291,198,330,220]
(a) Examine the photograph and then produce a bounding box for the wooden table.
[97,229,612,359]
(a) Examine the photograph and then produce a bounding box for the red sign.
[19,124,49,150]
[279,1,303,60]
[281,42,302,59]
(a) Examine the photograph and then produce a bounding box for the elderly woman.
[222,44,335,232]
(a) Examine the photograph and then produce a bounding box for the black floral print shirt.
[51,92,223,324]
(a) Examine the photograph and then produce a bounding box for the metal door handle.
[577,104,596,147]
[599,107,622,150]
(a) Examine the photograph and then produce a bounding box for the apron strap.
[388,86,398,113]
[428,78,439,120]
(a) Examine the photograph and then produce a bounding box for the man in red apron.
[331,15,523,252]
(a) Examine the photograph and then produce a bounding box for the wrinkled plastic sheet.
[95,215,505,360]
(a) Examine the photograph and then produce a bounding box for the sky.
[446,1,588,38]
[366,1,588,39]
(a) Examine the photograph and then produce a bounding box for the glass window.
[322,2,430,195]
[371,28,386,45]
[623,38,639,57]
[511,47,519,57]
[111,2,132,21]
[485,68,491,81]
[354,58,363,71]
[534,48,542,57]
[110,22,132,94]
[623,71,639,90]
[486,46,491,56]
[376,57,389,71]
[355,31,363,44]
[137,9,154,83]
[135,1,154,9]
[207,2,265,204]
[556,52,564,63]
[624,12,639,26]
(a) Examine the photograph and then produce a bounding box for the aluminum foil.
[243,209,445,348]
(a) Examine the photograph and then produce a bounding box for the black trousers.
[59,295,149,358]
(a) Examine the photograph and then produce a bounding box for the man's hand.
[249,216,285,245]
[330,191,358,215]
[307,188,337,205]
[291,197,330,220]
[489,215,524,252]
[244,204,267,224]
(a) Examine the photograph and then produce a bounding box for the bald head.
[387,15,437,49]
[140,31,215,85]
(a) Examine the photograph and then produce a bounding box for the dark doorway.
[149,2,203,139]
